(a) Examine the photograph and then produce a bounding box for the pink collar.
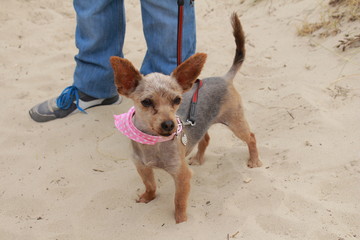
[114,107,183,145]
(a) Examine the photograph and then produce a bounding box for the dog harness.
[184,79,203,126]
[114,107,183,145]
[176,1,202,127]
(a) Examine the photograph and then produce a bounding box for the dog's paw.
[136,192,156,203]
[188,155,204,166]
[247,158,263,168]
[188,157,200,165]
[175,212,188,224]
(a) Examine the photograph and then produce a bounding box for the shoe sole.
[29,95,122,123]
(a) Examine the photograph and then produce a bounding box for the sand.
[1,0,360,239]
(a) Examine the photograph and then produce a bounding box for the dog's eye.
[141,98,153,107]
[173,97,181,105]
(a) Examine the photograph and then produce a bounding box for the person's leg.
[29,0,125,122]
[140,0,196,75]
[73,0,125,99]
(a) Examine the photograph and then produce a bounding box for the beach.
[0,0,359,239]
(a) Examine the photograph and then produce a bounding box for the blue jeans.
[73,0,196,99]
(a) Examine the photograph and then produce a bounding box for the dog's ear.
[110,56,142,97]
[172,53,207,92]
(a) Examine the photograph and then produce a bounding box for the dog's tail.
[223,13,245,82]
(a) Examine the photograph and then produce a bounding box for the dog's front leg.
[135,163,156,203]
[170,160,192,223]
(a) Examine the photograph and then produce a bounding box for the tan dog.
[110,13,261,223]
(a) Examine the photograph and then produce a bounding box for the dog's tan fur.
[110,13,261,223]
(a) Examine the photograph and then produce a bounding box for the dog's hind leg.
[243,132,262,168]
[135,163,157,203]
[228,113,262,168]
[189,132,210,165]
[229,119,262,168]
[230,119,261,168]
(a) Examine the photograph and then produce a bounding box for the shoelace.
[56,86,86,113]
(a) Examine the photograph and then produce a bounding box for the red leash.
[177,0,184,66]
[185,79,202,126]
[177,0,202,126]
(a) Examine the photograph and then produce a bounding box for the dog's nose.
[161,120,175,132]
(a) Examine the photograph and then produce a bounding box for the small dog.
[110,13,261,223]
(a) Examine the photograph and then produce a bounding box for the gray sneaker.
[29,86,122,122]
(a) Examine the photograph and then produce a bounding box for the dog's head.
[110,53,207,136]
